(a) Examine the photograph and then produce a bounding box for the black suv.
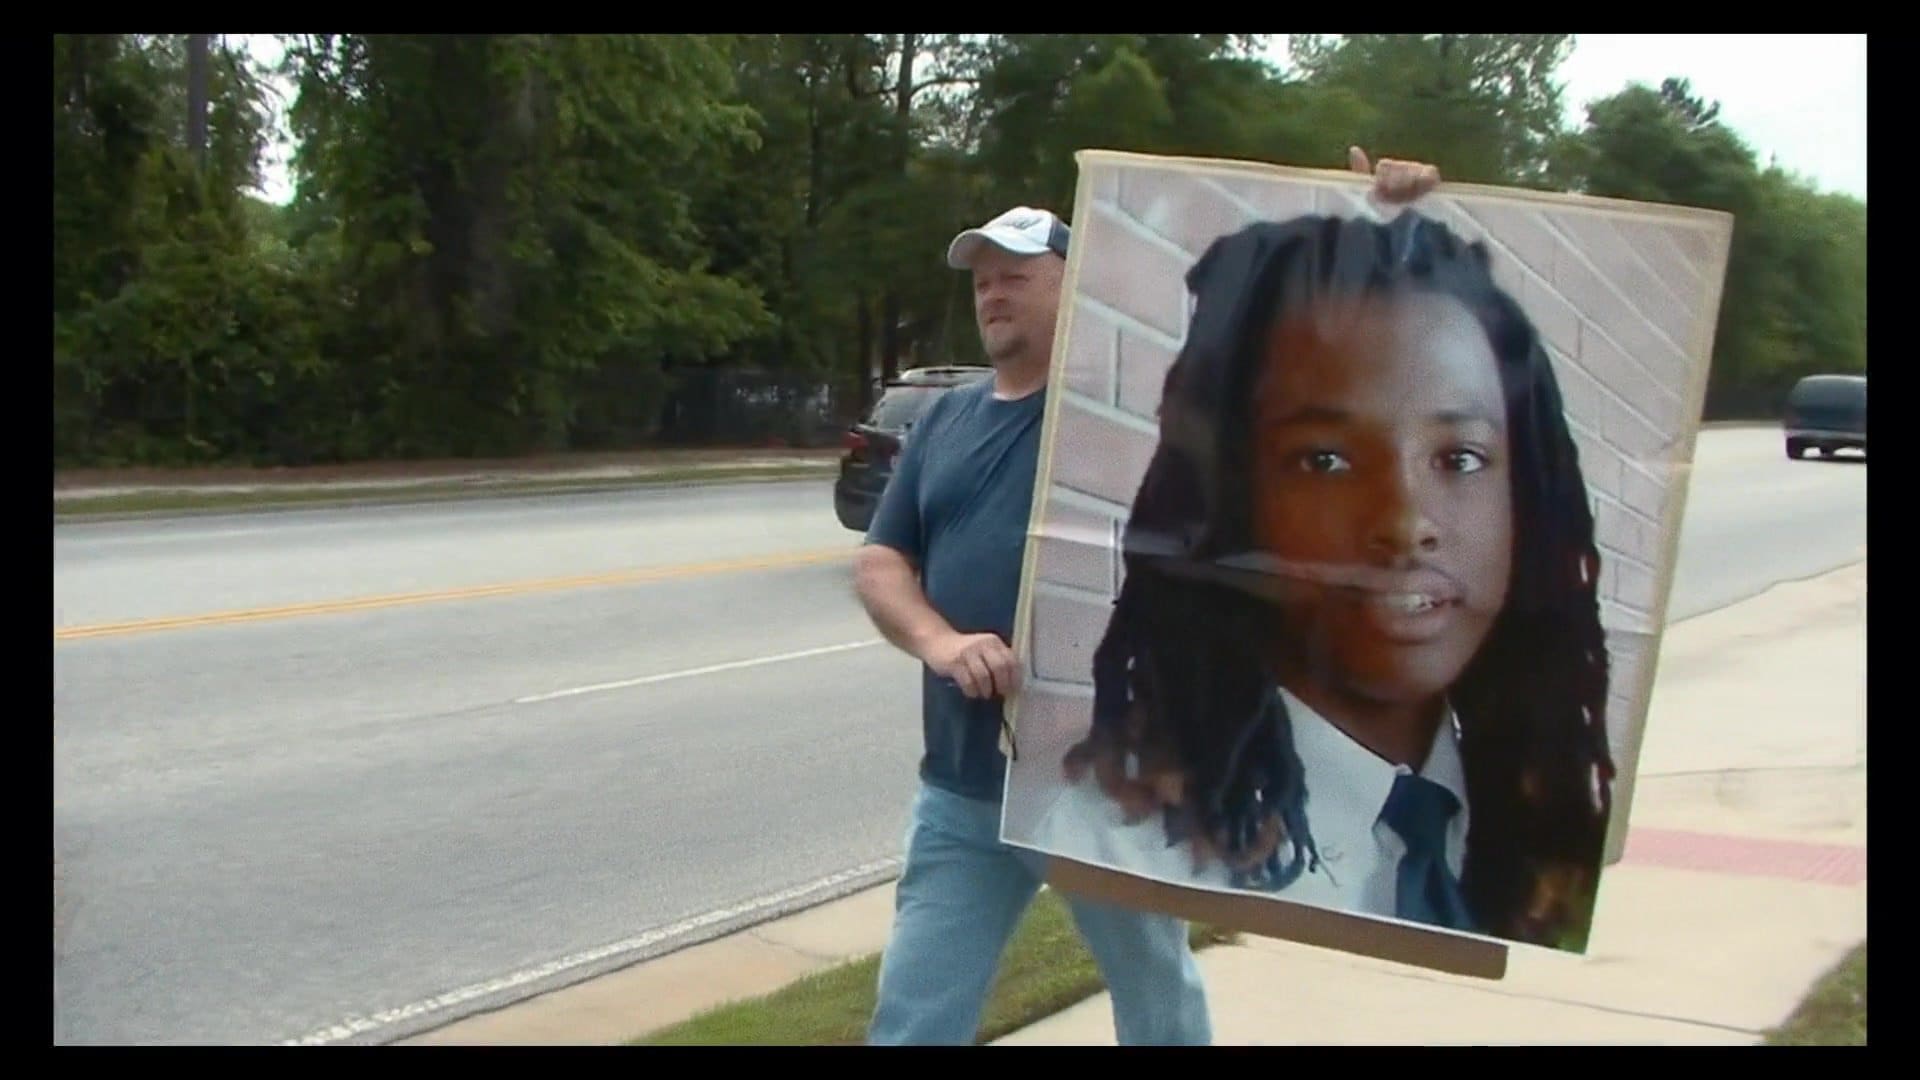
[833,365,993,532]
[1784,374,1867,460]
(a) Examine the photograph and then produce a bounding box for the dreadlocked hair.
[1062,210,1616,947]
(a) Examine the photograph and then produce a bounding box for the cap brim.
[946,227,1052,269]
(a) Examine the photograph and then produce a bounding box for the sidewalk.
[405,558,1866,1046]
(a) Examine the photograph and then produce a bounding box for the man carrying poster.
[855,147,1442,1044]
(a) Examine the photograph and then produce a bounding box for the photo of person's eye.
[1001,156,1735,961]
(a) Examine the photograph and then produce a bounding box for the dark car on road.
[1784,374,1867,461]
[833,365,993,532]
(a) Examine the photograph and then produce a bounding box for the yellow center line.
[54,547,854,642]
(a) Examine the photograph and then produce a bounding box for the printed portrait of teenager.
[1019,208,1619,952]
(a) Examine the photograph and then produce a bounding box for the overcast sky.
[1264,34,1865,200]
[241,34,1867,205]
[1546,34,1862,198]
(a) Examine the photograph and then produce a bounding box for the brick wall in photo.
[1011,157,1726,814]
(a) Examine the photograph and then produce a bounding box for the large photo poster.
[1000,150,1733,967]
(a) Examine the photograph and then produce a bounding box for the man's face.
[1248,289,1514,713]
[971,246,1063,364]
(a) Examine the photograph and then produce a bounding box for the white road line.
[284,855,904,1046]
[513,640,885,704]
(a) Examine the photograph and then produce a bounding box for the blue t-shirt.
[865,378,1046,802]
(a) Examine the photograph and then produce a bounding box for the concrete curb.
[397,877,905,1047]
[323,859,902,1047]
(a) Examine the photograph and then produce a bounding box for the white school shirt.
[1022,687,1470,921]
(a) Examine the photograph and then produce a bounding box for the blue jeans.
[867,783,1212,1045]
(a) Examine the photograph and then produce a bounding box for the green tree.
[966,35,1279,210]
[1288,34,1573,185]
[1560,80,1866,415]
[54,34,290,464]
[686,34,911,412]
[282,34,769,457]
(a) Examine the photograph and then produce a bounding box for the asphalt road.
[51,428,1865,1045]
